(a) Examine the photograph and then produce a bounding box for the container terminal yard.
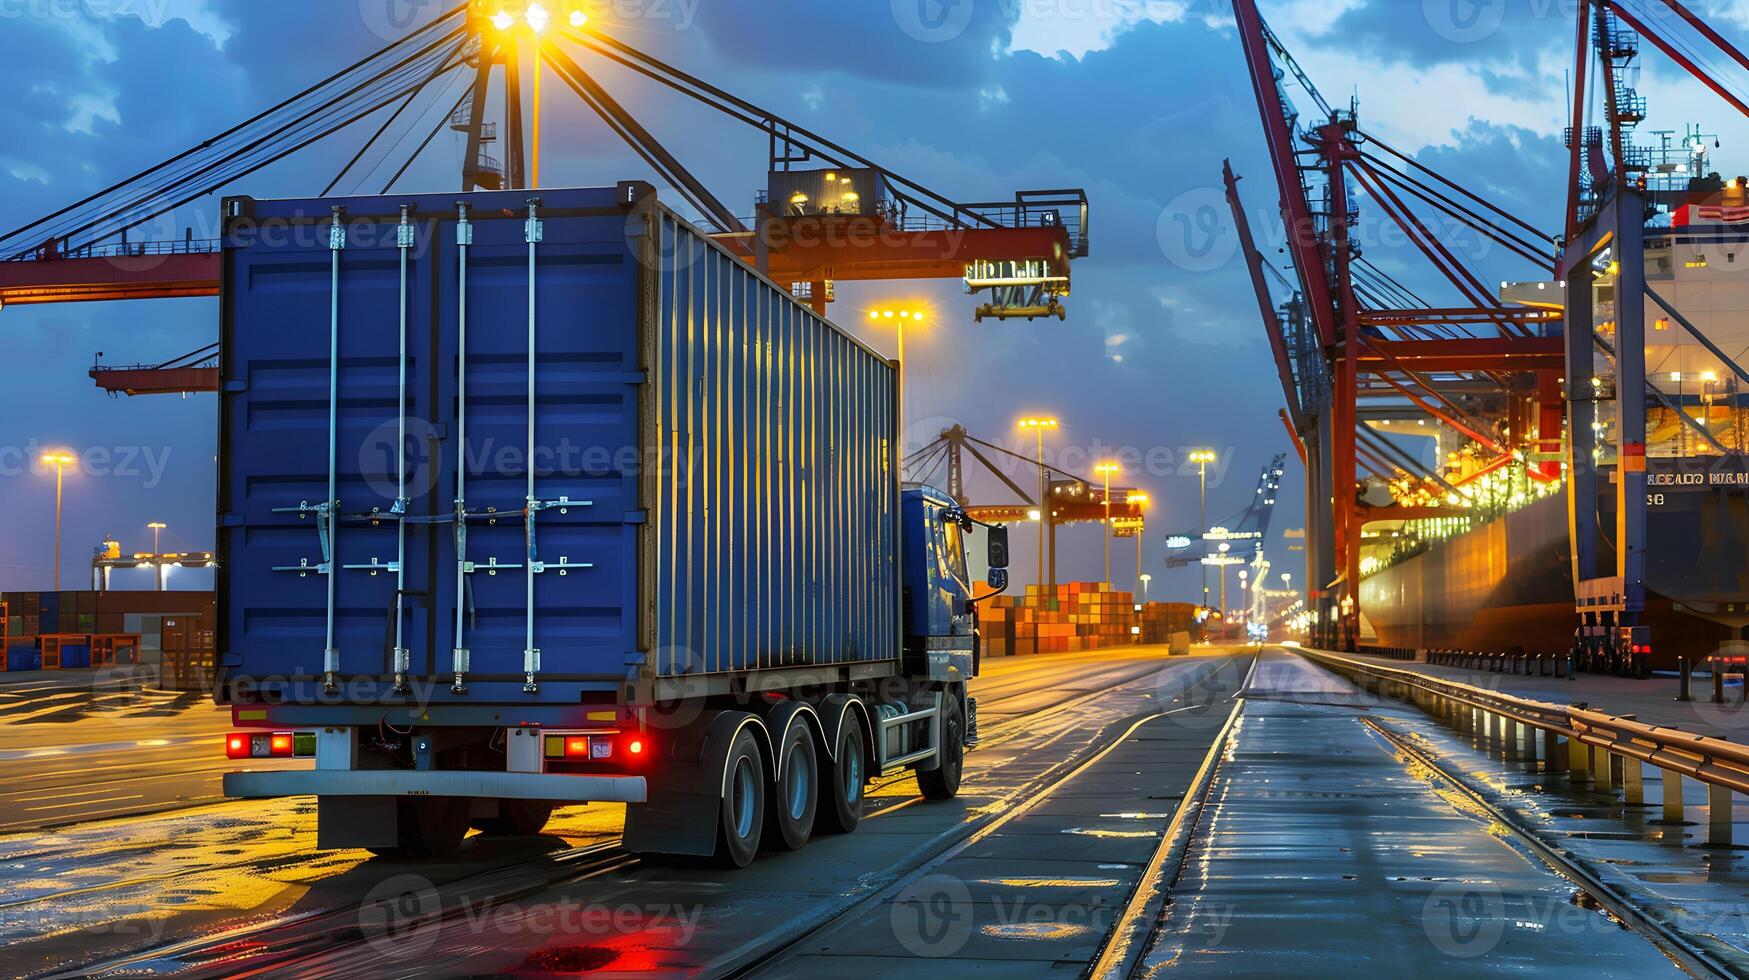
[9,1,1749,977]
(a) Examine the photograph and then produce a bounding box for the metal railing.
[8,238,221,262]
[1301,647,1749,840]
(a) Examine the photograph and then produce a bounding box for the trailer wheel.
[370,797,471,858]
[917,692,965,801]
[767,719,819,851]
[714,727,767,868]
[472,800,556,837]
[817,716,866,835]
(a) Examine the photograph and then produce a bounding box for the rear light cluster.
[226,731,315,759]
[544,732,647,764]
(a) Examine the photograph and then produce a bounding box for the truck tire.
[917,692,965,801]
[472,800,556,837]
[714,727,767,868]
[817,716,866,835]
[371,797,471,858]
[767,719,819,851]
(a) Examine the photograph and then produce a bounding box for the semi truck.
[214,183,1009,865]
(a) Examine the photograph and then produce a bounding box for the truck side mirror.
[986,526,1010,569]
[987,567,1009,592]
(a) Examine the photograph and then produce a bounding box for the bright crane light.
[524,2,549,32]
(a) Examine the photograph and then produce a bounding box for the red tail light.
[564,737,591,758]
[226,731,313,759]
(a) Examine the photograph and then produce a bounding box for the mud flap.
[318,795,398,850]
[622,710,766,857]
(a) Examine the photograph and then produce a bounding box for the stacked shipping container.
[0,591,215,684]
[980,582,1140,656]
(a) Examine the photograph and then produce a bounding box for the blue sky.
[2,0,1746,600]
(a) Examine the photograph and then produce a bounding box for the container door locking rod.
[523,198,542,694]
[390,204,415,694]
[451,202,473,695]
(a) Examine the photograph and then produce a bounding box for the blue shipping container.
[218,186,899,707]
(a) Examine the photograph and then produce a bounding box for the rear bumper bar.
[224,769,648,803]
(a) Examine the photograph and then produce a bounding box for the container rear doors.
[219,189,645,704]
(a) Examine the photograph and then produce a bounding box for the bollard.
[1555,652,1568,678]
[1678,656,1693,702]
[1662,770,1685,823]
[1710,784,1733,846]
[1592,745,1614,791]
[1568,736,1592,782]
[1623,757,1644,806]
[1714,659,1726,705]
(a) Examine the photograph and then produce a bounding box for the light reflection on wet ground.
[1360,677,1749,971]
[0,648,1222,978]
[1140,651,1690,978]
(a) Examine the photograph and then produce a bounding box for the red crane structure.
[0,0,1090,394]
[1232,0,1749,668]
[1229,0,1566,651]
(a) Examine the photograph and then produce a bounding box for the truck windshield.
[941,519,969,584]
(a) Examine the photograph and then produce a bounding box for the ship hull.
[1360,466,1749,669]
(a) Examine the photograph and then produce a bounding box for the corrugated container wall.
[218,186,898,707]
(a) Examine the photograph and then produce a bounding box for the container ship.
[1358,195,1749,667]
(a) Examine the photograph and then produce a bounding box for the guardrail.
[1299,647,1743,844]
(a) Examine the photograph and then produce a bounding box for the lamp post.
[1094,462,1120,586]
[487,3,589,189]
[1217,541,1232,622]
[148,522,168,591]
[1018,417,1059,606]
[1189,450,1217,607]
[1129,492,1149,592]
[41,450,76,591]
[867,306,926,366]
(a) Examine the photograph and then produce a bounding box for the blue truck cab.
[902,485,1007,683]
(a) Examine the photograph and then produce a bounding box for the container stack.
[980,582,1139,656]
[1140,602,1201,645]
[0,591,214,681]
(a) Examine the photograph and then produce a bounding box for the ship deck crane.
[0,1,1091,395]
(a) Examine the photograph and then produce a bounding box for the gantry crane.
[0,0,1091,395]
[904,424,1147,592]
[1230,0,1566,650]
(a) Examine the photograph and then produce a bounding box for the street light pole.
[1189,450,1216,611]
[148,522,168,591]
[41,450,76,592]
[1095,463,1119,586]
[1018,417,1059,613]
